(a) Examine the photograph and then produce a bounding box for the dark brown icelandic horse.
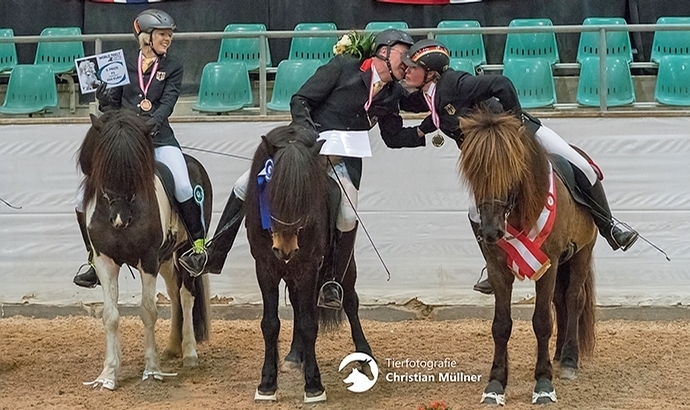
[78,110,212,390]
[458,110,597,405]
[245,125,373,403]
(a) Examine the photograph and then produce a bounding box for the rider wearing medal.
[73,9,209,287]
[179,29,424,309]
[401,39,639,295]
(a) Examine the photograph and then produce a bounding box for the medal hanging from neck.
[364,66,382,126]
[424,83,444,148]
[137,51,159,112]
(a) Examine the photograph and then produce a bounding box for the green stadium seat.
[503,19,559,65]
[449,58,475,75]
[0,64,58,115]
[436,20,486,67]
[267,59,322,111]
[217,24,272,70]
[651,17,690,64]
[365,21,409,31]
[0,28,17,73]
[33,27,84,74]
[576,56,635,107]
[288,22,337,65]
[192,62,253,113]
[576,17,633,64]
[502,58,556,108]
[654,55,690,106]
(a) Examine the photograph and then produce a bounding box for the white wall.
[0,118,687,307]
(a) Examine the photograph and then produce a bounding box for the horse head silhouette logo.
[338,352,379,393]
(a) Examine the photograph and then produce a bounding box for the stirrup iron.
[317,280,344,310]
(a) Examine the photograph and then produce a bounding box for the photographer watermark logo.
[338,352,379,393]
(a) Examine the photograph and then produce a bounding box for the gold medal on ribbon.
[140,98,152,112]
[432,132,445,147]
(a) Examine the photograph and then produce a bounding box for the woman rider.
[401,39,638,294]
[73,9,208,287]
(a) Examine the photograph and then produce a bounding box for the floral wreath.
[333,30,375,60]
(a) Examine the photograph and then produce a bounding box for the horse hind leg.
[160,260,183,361]
[339,259,375,377]
[553,265,570,363]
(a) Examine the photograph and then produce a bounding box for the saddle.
[155,153,205,214]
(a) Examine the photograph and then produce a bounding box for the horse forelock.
[459,110,550,229]
[83,110,155,205]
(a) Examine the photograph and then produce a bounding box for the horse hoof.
[304,390,326,403]
[162,348,181,361]
[254,388,277,401]
[480,380,505,405]
[83,377,116,391]
[532,378,557,404]
[560,366,578,380]
[280,360,301,373]
[183,356,199,368]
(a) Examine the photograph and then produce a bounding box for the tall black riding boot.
[582,180,639,252]
[177,197,208,276]
[202,191,245,275]
[470,218,494,295]
[73,209,100,288]
[318,224,358,310]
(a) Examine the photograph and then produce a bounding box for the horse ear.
[261,135,275,156]
[89,113,103,131]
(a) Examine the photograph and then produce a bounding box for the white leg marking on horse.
[180,285,198,367]
[140,270,166,380]
[89,255,120,390]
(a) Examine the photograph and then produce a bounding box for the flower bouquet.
[333,30,375,59]
[417,400,451,410]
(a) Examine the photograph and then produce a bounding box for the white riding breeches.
[75,145,193,211]
[231,157,358,232]
[154,146,193,202]
[535,124,598,186]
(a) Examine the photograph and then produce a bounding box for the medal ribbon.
[364,66,382,112]
[137,51,159,104]
[423,83,440,129]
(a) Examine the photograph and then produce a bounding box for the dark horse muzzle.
[102,190,135,229]
[477,197,515,244]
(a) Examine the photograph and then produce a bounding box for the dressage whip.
[0,196,21,209]
[180,145,252,161]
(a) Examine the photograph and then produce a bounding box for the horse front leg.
[84,255,120,390]
[140,269,176,382]
[255,265,281,401]
[282,286,303,372]
[481,265,514,406]
[295,270,326,403]
[341,259,374,377]
[532,268,558,404]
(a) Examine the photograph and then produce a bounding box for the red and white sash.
[496,164,557,281]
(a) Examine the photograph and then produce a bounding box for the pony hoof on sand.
[560,366,578,380]
[480,380,505,405]
[142,370,178,381]
[304,390,327,403]
[254,388,277,401]
[183,355,199,367]
[532,378,557,404]
[83,378,116,391]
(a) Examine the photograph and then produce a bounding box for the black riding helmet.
[373,29,414,82]
[403,39,450,74]
[133,9,177,38]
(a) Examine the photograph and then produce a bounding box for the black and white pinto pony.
[245,125,373,403]
[78,110,212,390]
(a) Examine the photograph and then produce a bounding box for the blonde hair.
[137,32,151,49]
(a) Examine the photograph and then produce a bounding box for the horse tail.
[192,273,211,342]
[318,306,343,333]
[578,253,597,358]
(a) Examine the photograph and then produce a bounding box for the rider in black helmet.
[372,28,414,82]
[401,38,639,295]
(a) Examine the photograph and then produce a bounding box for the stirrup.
[179,244,208,277]
[472,267,494,295]
[317,280,344,310]
[74,263,99,288]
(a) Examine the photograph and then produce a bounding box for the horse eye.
[102,192,110,201]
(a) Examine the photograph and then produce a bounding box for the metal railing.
[2,23,690,115]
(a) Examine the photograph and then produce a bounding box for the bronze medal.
[432,132,445,147]
[140,98,152,112]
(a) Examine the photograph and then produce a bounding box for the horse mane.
[250,125,327,228]
[79,109,156,206]
[459,110,550,230]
